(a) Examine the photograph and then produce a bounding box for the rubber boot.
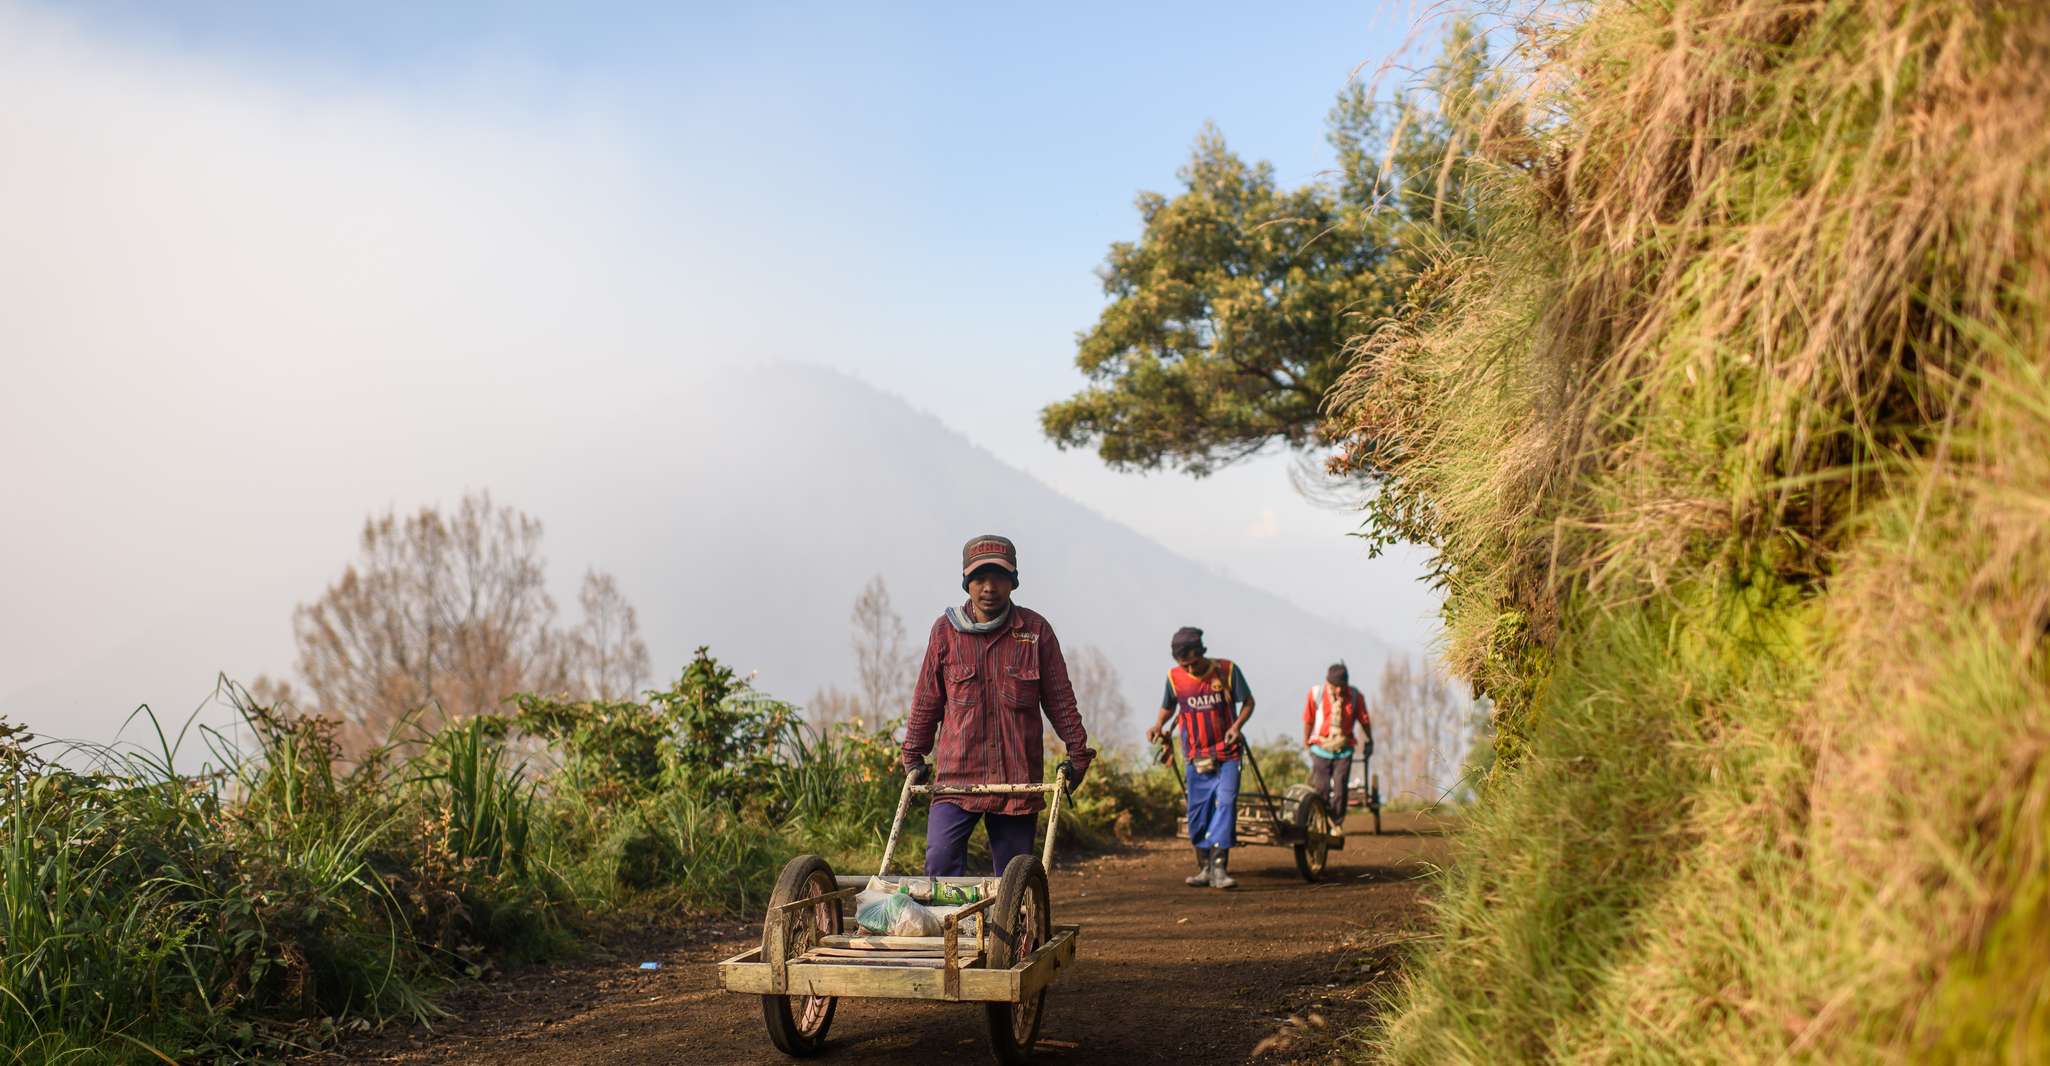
[1185,847,1212,886]
[1208,848,1238,889]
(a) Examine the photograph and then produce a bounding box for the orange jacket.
[1302,684,1370,752]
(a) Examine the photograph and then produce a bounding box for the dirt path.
[312,810,1449,1065]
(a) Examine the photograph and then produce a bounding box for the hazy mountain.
[579,365,1392,747]
[2,364,1390,752]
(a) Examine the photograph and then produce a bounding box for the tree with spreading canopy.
[1042,23,1499,477]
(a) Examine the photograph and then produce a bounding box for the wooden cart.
[718,776,1079,1064]
[1161,738,1363,881]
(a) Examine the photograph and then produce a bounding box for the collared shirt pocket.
[1001,659,1041,710]
[946,662,979,706]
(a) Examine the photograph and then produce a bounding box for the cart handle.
[875,773,1071,879]
[914,783,1063,796]
[1154,735,1188,800]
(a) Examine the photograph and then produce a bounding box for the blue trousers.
[1185,758,1242,849]
[924,802,1037,876]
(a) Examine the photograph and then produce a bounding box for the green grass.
[1328,0,2050,1060]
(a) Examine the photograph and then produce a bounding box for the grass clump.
[1330,0,2050,1060]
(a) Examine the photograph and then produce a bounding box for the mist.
[0,2,728,742]
[0,1,1436,750]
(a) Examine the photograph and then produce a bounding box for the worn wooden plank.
[1016,926,1080,1000]
[942,894,999,921]
[792,962,946,999]
[719,952,773,995]
[800,948,983,966]
[819,934,949,950]
[768,885,860,915]
[721,959,1016,1002]
[803,946,944,959]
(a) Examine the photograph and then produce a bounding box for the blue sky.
[1,1,1450,742]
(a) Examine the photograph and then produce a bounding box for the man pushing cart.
[721,533,1091,1065]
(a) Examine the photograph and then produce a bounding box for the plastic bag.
[867,875,934,902]
[855,891,942,937]
[928,905,979,937]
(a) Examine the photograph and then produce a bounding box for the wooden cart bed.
[719,925,1078,1003]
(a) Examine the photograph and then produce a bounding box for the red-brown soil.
[303,810,1450,1065]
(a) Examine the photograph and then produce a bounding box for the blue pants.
[1185,758,1242,849]
[924,802,1037,876]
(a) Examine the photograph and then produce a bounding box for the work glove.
[905,760,930,786]
[1055,758,1084,795]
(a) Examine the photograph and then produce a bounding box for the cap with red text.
[960,534,1019,589]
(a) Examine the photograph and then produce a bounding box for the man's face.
[1174,646,1210,675]
[966,566,1016,621]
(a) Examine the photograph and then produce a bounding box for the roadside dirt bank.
[304,809,1450,1065]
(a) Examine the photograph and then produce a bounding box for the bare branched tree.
[849,575,913,728]
[246,674,300,712]
[1065,644,1131,751]
[289,491,642,750]
[1373,653,1472,805]
[806,686,864,730]
[565,569,650,700]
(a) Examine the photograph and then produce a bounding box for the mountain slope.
[4,364,1393,751]
[556,363,1393,745]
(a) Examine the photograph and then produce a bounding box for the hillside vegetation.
[0,657,1182,1064]
[1333,0,2049,1060]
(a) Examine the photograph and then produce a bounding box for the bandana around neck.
[945,604,1011,634]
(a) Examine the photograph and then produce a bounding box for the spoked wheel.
[1285,783,1334,882]
[1371,773,1383,835]
[761,854,841,1056]
[984,854,1051,1065]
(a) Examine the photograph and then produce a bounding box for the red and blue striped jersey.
[1163,659,1252,763]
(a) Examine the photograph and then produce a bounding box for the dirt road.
[315,811,1448,1065]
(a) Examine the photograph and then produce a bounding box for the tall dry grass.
[1331,0,2050,1060]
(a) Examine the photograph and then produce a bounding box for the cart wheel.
[1288,786,1333,882]
[761,854,841,1057]
[1371,773,1383,835]
[984,854,1051,1065]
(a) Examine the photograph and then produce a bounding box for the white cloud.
[0,1,1447,748]
[0,2,731,742]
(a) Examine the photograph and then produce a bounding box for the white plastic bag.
[855,891,942,936]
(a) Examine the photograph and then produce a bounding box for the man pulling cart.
[1144,626,1255,889]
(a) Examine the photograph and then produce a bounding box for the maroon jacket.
[900,604,1094,815]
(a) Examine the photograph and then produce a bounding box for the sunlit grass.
[0,669,1186,1063]
[1331,0,2050,1060]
